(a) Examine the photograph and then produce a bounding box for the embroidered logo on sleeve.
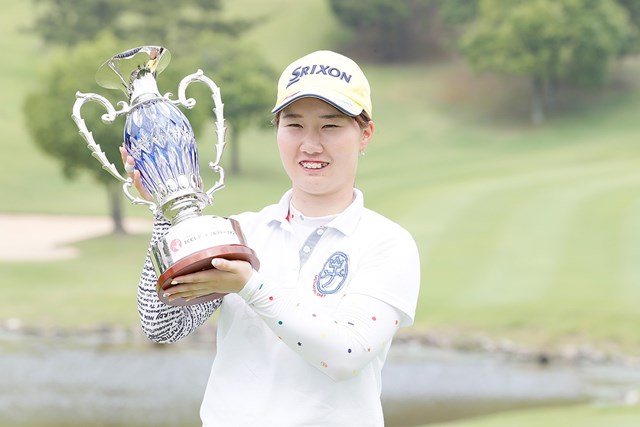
[313,252,349,296]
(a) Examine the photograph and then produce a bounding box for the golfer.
[127,50,421,426]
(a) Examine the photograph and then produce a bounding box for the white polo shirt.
[199,189,421,426]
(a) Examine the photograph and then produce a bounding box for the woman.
[126,50,421,426]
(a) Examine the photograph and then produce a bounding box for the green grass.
[0,233,150,328]
[423,404,640,427]
[3,0,640,358]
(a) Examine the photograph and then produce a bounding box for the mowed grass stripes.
[404,136,640,351]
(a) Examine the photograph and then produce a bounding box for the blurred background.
[2,0,640,426]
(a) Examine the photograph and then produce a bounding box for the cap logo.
[286,64,352,89]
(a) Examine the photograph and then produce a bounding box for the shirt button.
[303,246,311,253]
[317,228,324,235]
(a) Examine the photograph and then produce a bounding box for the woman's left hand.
[163,258,253,302]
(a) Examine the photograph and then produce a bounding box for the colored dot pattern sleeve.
[238,273,402,381]
[137,215,222,343]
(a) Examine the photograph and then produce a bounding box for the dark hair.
[353,111,372,130]
[272,109,372,129]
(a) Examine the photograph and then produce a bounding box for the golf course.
[2,0,640,426]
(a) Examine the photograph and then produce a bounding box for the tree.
[24,34,130,232]
[613,0,640,54]
[434,0,479,48]
[436,0,479,25]
[196,41,276,175]
[459,0,630,124]
[28,0,252,47]
[29,0,127,46]
[25,0,275,232]
[328,0,437,62]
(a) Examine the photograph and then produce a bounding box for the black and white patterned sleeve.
[137,215,222,343]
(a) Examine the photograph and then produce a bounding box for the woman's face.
[276,97,373,205]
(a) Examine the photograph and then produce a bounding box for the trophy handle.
[168,69,227,200]
[72,92,158,213]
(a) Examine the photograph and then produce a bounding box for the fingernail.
[212,259,220,267]
[171,280,178,285]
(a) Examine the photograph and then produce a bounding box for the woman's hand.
[163,258,254,302]
[119,145,153,202]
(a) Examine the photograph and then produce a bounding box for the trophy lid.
[95,46,171,96]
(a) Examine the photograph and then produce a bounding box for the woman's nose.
[300,131,323,154]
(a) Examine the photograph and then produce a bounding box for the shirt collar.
[269,189,364,236]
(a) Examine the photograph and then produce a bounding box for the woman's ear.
[360,120,374,152]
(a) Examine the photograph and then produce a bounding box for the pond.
[1,330,639,427]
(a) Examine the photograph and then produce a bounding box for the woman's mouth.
[300,161,329,169]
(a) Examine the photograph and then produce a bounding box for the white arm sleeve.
[238,273,402,381]
[137,216,222,343]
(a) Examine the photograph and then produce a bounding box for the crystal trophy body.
[71,46,259,306]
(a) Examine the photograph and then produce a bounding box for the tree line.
[23,0,640,231]
[329,0,640,124]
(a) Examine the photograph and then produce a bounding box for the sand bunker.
[0,214,152,262]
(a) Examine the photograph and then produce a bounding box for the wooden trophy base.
[156,245,260,306]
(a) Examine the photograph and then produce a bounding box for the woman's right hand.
[120,145,153,202]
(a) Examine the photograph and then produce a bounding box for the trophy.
[71,46,259,306]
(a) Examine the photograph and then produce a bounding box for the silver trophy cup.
[71,46,259,306]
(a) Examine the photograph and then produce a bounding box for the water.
[1,332,638,427]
